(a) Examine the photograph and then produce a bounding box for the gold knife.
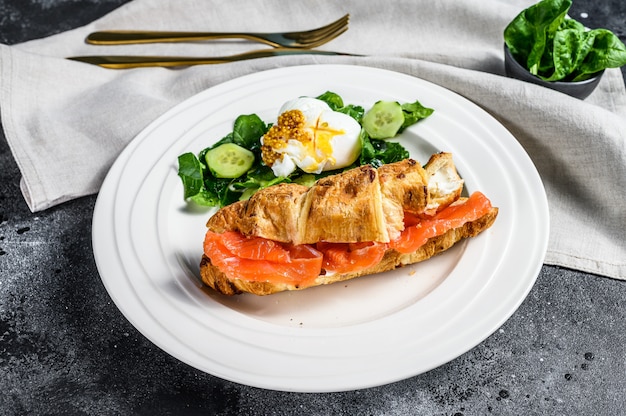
[67,48,361,69]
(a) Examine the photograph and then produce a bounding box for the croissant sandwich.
[200,153,498,296]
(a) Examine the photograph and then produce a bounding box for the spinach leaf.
[316,91,344,110]
[317,90,365,123]
[360,130,409,168]
[177,152,205,199]
[400,100,435,132]
[232,114,268,150]
[504,0,571,76]
[546,26,590,81]
[573,29,626,80]
[189,188,220,207]
[337,104,365,124]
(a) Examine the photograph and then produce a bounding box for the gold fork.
[85,14,349,49]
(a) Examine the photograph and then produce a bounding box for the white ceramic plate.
[92,64,549,392]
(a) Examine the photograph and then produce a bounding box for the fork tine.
[286,14,350,44]
[298,25,349,49]
[295,14,350,37]
[303,18,349,43]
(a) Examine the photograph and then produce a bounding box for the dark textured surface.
[1,1,625,415]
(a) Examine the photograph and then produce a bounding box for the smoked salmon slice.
[316,241,387,274]
[390,191,494,254]
[204,231,323,286]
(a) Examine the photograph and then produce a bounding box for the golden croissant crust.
[206,154,459,244]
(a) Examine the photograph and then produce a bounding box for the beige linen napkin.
[1,0,625,280]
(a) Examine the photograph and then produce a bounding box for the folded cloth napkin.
[1,0,625,280]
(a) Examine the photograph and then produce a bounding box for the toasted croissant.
[201,153,498,295]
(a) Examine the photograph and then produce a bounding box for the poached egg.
[260,97,362,177]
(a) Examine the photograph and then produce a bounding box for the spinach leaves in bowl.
[504,0,626,83]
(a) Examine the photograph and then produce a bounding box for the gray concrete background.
[1,1,625,415]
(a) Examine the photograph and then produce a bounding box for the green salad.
[177,91,434,208]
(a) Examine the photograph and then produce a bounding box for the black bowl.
[504,44,604,99]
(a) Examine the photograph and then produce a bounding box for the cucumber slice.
[362,100,404,139]
[205,143,255,178]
